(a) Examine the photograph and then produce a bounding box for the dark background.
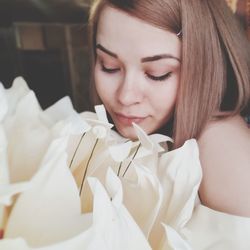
[0,0,91,111]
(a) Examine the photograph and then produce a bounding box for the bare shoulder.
[198,115,250,217]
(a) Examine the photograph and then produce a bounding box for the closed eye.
[101,64,120,73]
[146,72,172,81]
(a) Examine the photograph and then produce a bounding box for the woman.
[88,0,250,220]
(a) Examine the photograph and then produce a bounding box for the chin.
[117,124,157,141]
[116,126,140,141]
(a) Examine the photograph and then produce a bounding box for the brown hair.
[88,0,250,148]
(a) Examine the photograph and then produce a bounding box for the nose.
[117,71,144,106]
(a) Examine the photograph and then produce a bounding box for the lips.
[115,113,146,126]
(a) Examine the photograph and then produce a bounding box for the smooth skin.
[94,6,250,217]
[198,115,250,217]
[94,6,181,140]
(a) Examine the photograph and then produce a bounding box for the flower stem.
[117,161,123,177]
[122,143,141,177]
[79,139,99,196]
[69,132,86,169]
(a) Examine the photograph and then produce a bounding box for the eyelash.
[101,64,172,82]
[101,64,120,73]
[146,72,172,81]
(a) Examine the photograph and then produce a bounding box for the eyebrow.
[96,43,180,62]
[96,44,118,58]
[141,54,180,63]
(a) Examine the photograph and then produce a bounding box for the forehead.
[96,6,181,59]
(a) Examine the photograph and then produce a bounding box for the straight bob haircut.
[88,0,250,148]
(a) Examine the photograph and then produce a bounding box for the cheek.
[94,66,106,95]
[152,81,179,118]
[94,68,115,105]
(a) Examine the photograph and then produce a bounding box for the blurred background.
[0,0,249,112]
[0,0,91,111]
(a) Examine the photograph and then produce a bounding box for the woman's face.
[94,6,181,139]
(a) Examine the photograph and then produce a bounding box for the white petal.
[181,204,250,250]
[65,114,91,135]
[94,105,109,123]
[149,139,202,249]
[0,182,31,206]
[132,123,167,153]
[12,77,29,91]
[87,177,152,250]
[121,164,163,238]
[0,84,8,122]
[4,137,90,247]
[0,126,9,184]
[92,125,107,139]
[0,238,30,250]
[6,118,51,182]
[133,123,153,150]
[108,140,132,162]
[15,91,42,115]
[162,224,193,250]
[2,175,150,250]
[105,168,123,205]
[83,106,113,129]
[43,96,75,123]
[5,77,30,117]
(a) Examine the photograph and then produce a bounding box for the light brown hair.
[88,0,250,148]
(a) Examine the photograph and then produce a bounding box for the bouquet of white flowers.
[1,77,249,250]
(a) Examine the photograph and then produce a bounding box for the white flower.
[1,77,249,250]
[1,137,151,249]
[162,224,192,250]
[149,140,201,249]
[0,77,92,242]
[132,122,173,155]
[108,140,133,163]
[92,125,107,139]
